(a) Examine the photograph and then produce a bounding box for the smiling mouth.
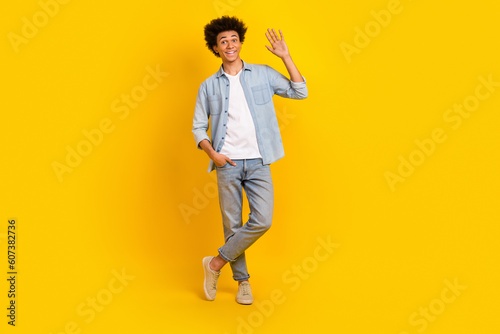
[226,51,236,55]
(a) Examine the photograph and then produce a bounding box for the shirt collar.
[216,60,251,78]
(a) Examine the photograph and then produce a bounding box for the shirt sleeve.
[265,65,308,100]
[192,82,211,149]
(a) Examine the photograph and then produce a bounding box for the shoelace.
[239,283,251,296]
[212,271,221,290]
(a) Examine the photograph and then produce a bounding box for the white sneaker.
[203,256,220,301]
[236,281,253,305]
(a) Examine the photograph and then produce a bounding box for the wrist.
[208,150,219,160]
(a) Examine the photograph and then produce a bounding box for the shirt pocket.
[208,94,222,115]
[251,84,272,105]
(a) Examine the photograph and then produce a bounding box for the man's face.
[213,30,241,63]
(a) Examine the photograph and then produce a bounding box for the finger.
[227,158,236,166]
[267,28,276,43]
[265,32,274,45]
[272,28,280,41]
[279,29,284,40]
[265,45,273,52]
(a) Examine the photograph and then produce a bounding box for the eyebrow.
[219,35,238,41]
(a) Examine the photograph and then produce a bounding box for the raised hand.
[265,28,290,59]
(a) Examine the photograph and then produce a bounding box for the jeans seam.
[218,247,233,262]
[234,275,250,281]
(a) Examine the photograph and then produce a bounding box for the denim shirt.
[192,60,308,172]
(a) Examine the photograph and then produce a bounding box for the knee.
[255,215,272,233]
[261,219,272,233]
[248,209,273,233]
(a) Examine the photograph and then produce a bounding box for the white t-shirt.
[219,69,262,160]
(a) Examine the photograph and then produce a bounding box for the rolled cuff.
[290,76,307,86]
[193,131,210,150]
[218,247,234,263]
[290,77,307,99]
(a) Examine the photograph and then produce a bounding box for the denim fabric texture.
[192,61,308,172]
[216,158,273,281]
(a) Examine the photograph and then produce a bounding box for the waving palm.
[265,28,290,59]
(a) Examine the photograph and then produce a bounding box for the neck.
[222,59,243,76]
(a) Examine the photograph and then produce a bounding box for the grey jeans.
[215,158,274,281]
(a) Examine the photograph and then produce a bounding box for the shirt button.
[225,110,227,113]
[225,97,228,99]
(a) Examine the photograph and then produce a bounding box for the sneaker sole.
[236,298,253,305]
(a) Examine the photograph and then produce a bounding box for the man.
[192,16,307,305]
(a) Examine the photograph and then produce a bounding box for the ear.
[213,45,219,54]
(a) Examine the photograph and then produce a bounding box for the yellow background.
[1,0,499,333]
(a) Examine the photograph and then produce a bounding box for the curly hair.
[204,16,248,57]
